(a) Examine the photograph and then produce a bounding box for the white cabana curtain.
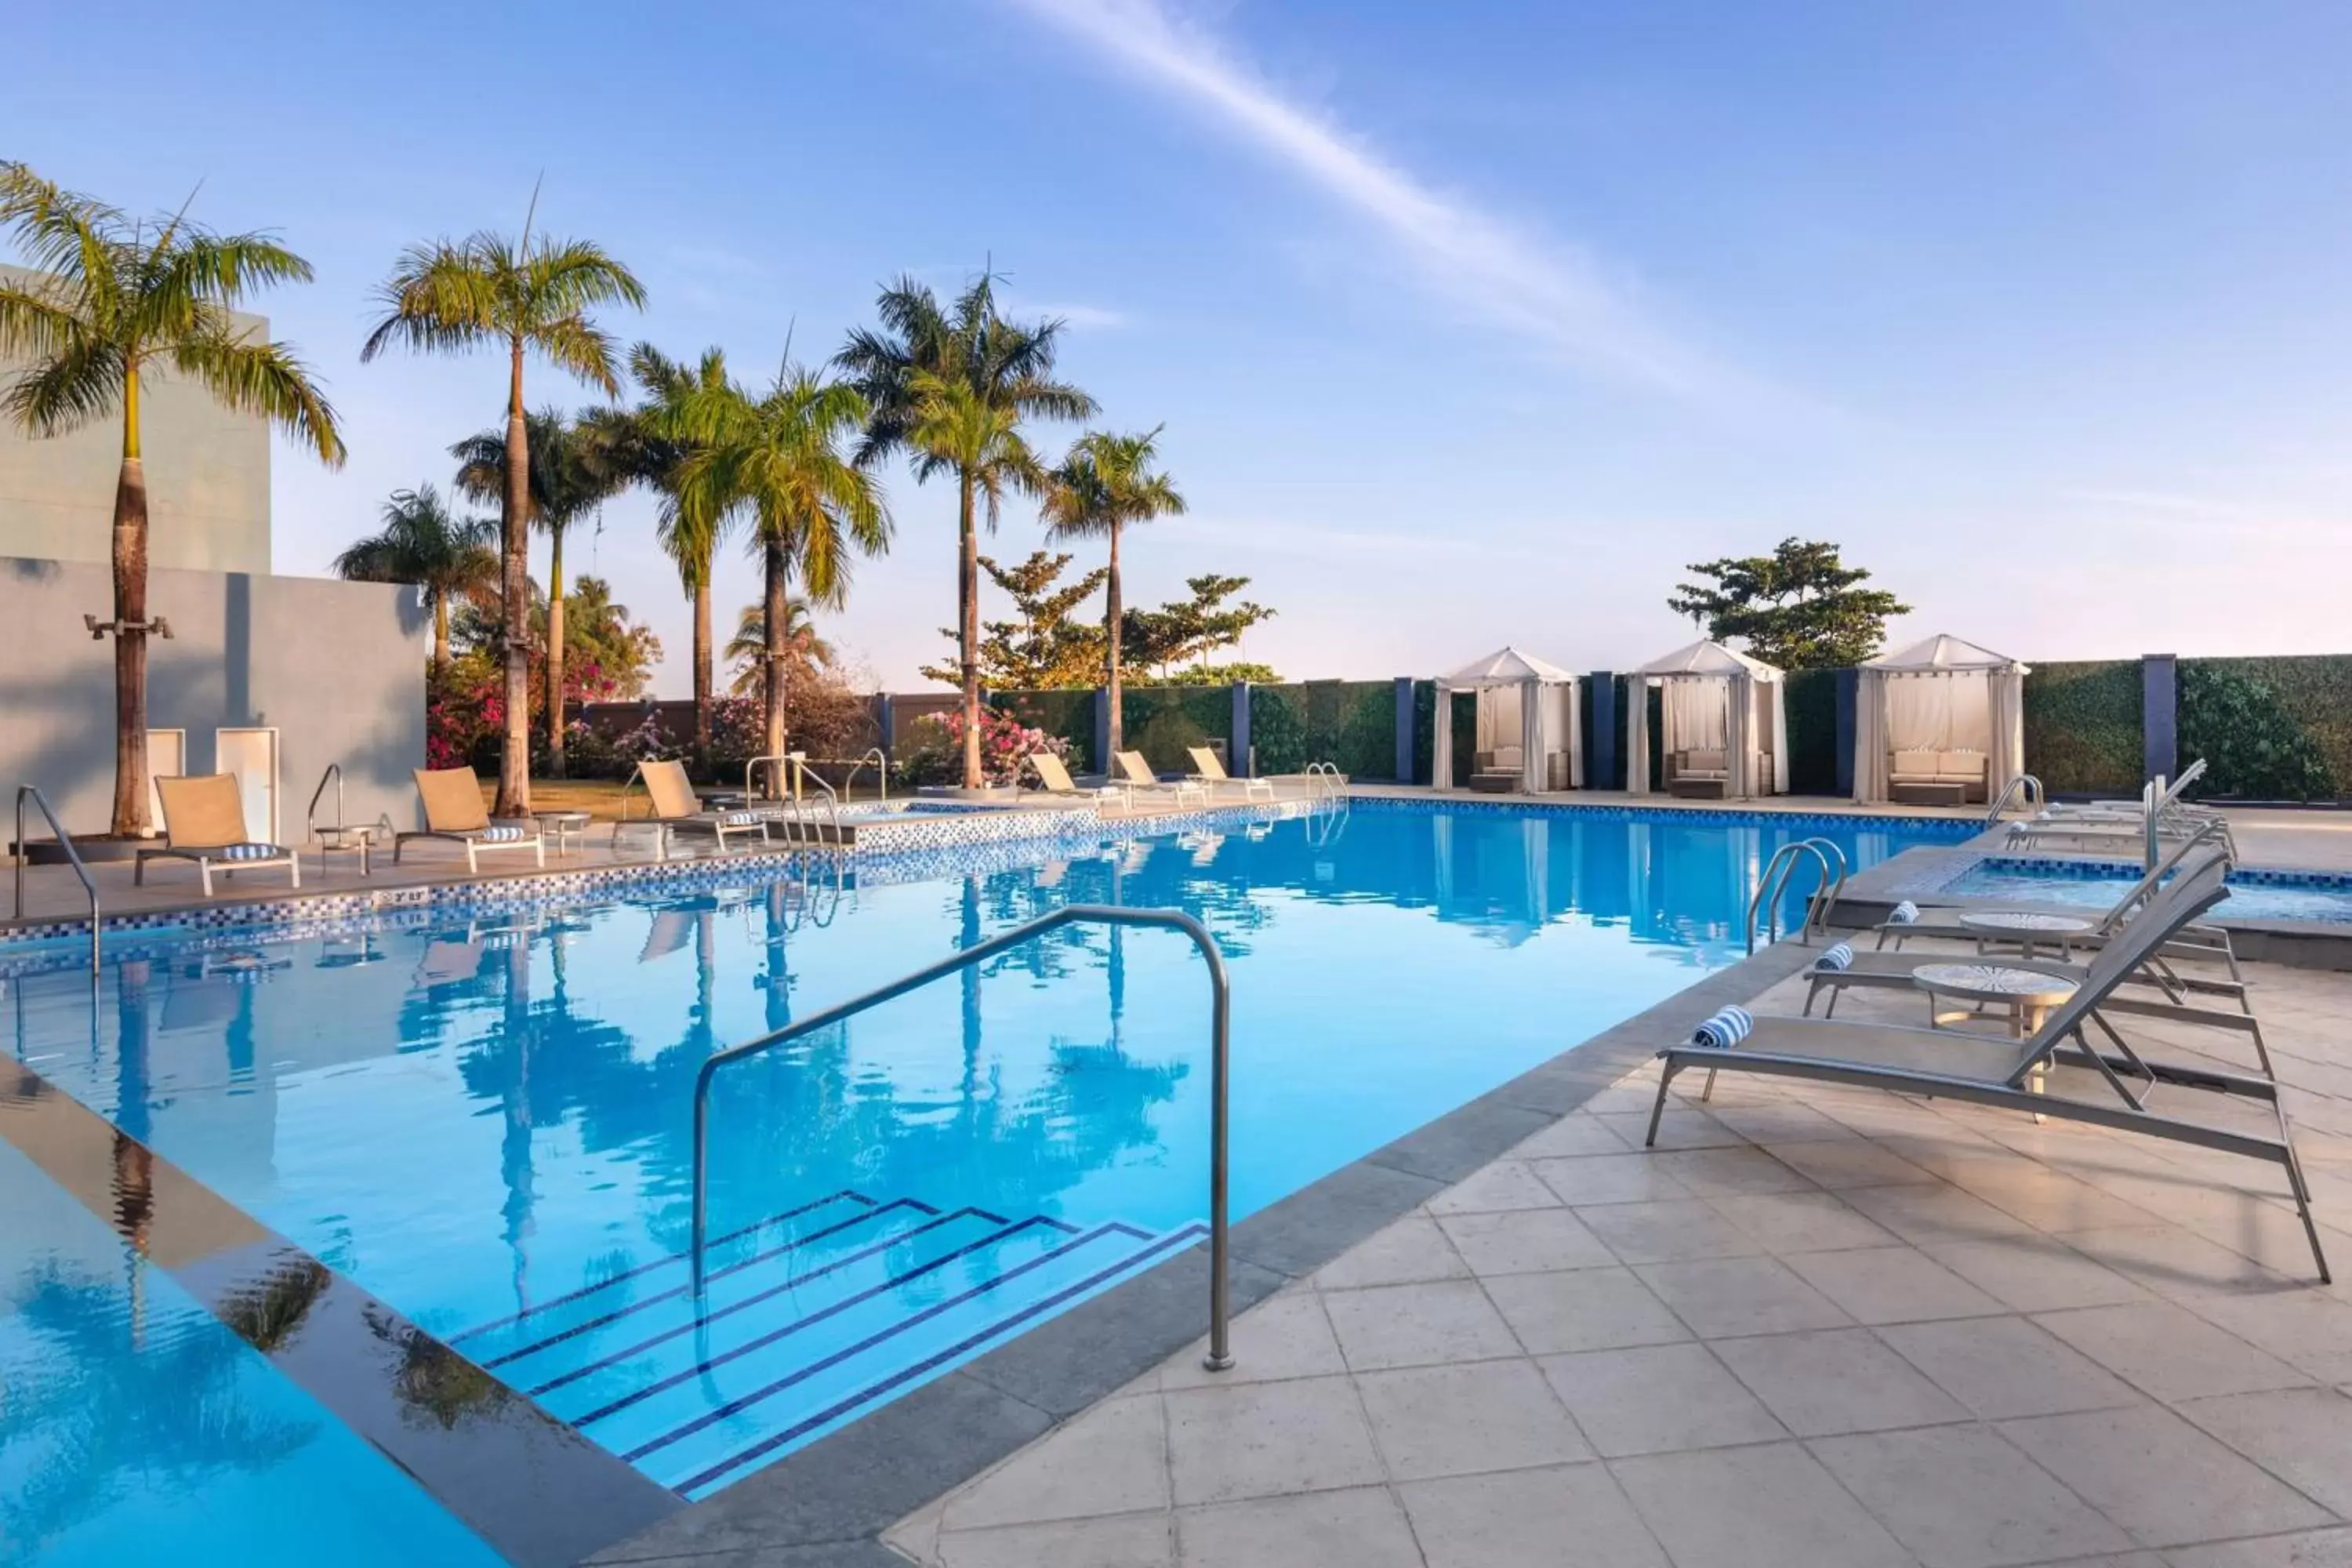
[1852,634,2031,804]
[1662,680,1728,752]
[1428,647,1581,793]
[1626,639,1788,799]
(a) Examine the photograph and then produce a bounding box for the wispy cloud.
[1003,295,1131,331]
[1004,0,1773,408]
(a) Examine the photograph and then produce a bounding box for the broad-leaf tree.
[450,408,624,773]
[919,550,1107,689]
[361,204,643,813]
[1666,537,1911,668]
[837,274,1094,786]
[0,162,345,836]
[1043,427,1185,754]
[674,363,888,768]
[332,485,497,670]
[1122,573,1275,677]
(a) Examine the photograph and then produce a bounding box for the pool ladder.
[689,906,1237,1371]
[1744,837,1848,954]
[1983,773,2046,824]
[12,785,100,977]
[747,753,849,855]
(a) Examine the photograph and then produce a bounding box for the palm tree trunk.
[111,366,152,837]
[495,341,532,816]
[1105,518,1123,762]
[545,522,567,778]
[958,468,982,789]
[433,595,451,673]
[691,568,713,752]
[763,535,788,764]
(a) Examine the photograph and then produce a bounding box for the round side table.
[1958,909,2094,962]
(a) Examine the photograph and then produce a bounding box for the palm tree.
[332,485,498,671]
[676,365,888,765]
[361,201,644,814]
[590,344,735,750]
[837,274,1094,787]
[724,595,833,695]
[0,163,345,836]
[1043,427,1186,756]
[450,409,624,773]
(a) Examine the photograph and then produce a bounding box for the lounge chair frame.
[394,768,546,873]
[1187,746,1276,803]
[135,774,301,897]
[613,760,770,858]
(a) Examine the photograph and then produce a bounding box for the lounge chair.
[1115,751,1208,808]
[2005,764,2231,854]
[1188,746,1276,802]
[394,768,545,872]
[136,774,300,896]
[1876,834,2244,984]
[1029,752,1130,810]
[617,760,770,857]
[1647,862,2330,1281]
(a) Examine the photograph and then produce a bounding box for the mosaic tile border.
[1956,854,2352,891]
[1347,794,1983,840]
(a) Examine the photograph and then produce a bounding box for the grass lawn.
[477,775,895,822]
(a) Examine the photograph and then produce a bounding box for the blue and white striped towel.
[1691,1005,1754,1050]
[217,843,282,862]
[478,825,528,842]
[721,811,763,826]
[1814,941,1854,971]
[1887,900,1919,925]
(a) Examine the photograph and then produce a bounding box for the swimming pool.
[1943,857,2352,924]
[0,800,1965,1560]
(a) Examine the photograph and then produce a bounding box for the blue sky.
[13,1,2352,690]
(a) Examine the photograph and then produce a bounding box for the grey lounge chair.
[1649,861,2329,1282]
[1876,834,2243,984]
[616,760,771,857]
[1115,750,1208,808]
[394,768,545,872]
[136,774,300,896]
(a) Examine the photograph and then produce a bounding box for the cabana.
[1853,633,2029,806]
[1626,639,1788,799]
[1429,648,1582,794]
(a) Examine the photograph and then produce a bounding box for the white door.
[214,728,280,845]
[146,729,186,833]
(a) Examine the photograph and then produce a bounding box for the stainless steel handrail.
[1984,772,2045,823]
[745,752,793,804]
[844,746,890,805]
[1744,837,1842,953]
[13,786,100,976]
[307,762,345,840]
[689,904,1236,1370]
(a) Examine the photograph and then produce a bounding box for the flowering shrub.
[901,706,1068,788]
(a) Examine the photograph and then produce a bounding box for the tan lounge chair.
[1187,746,1276,802]
[1115,750,1208,808]
[618,759,769,857]
[394,768,545,872]
[136,774,300,896]
[1029,752,1129,810]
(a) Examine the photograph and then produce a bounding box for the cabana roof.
[1865,633,2030,675]
[1437,646,1576,687]
[1635,638,1782,681]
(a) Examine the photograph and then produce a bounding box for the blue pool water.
[0,802,1962,1558]
[1944,858,2352,924]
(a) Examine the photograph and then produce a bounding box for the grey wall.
[0,557,427,836]
[0,266,273,575]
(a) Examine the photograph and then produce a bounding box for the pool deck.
[871,938,2352,1568]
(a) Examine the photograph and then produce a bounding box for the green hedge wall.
[1412,681,1436,784]
[1122,685,1231,774]
[2177,656,2351,802]
[2024,660,2143,796]
[1251,680,1396,777]
[988,688,1095,771]
[1784,670,1841,795]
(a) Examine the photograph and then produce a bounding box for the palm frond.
[529,312,620,395]
[176,327,346,465]
[0,277,90,362]
[360,239,503,361]
[1,334,124,435]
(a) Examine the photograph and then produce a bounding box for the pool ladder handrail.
[689,904,1236,1371]
[1983,773,2045,824]
[844,746,890,806]
[1303,761,1345,802]
[307,762,346,840]
[13,785,100,976]
[1744,837,1848,954]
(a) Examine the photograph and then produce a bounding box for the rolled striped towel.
[1887,900,1919,924]
[1814,941,1854,971]
[479,825,528,842]
[721,811,763,826]
[218,843,282,862]
[1691,1005,1754,1050]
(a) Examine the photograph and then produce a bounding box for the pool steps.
[448,1189,1202,1499]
